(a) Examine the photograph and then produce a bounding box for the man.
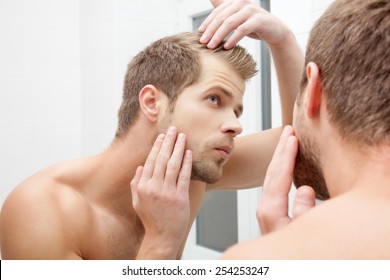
[0,0,304,259]
[222,0,390,259]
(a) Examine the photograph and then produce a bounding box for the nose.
[220,114,243,137]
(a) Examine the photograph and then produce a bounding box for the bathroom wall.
[0,0,180,206]
[79,0,179,156]
[0,0,81,205]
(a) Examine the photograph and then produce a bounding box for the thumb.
[292,186,316,219]
[210,0,224,8]
[130,166,143,199]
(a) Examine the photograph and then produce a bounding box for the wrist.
[136,234,180,260]
[268,28,296,51]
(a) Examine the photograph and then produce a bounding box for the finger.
[177,150,192,195]
[210,0,225,8]
[198,1,229,33]
[142,134,165,179]
[259,126,297,219]
[207,7,256,48]
[165,133,187,187]
[262,126,297,197]
[153,126,178,179]
[292,186,316,219]
[223,19,255,49]
[199,2,239,45]
[207,11,248,49]
[130,166,143,202]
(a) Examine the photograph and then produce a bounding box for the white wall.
[270,0,334,127]
[79,0,179,156]
[0,0,81,206]
[0,0,180,206]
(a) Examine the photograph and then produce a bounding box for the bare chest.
[83,211,145,260]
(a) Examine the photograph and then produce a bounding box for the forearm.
[136,235,180,260]
[269,31,304,126]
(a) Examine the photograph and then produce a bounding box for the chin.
[190,158,223,184]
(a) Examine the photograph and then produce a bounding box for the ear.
[138,85,163,123]
[304,62,322,119]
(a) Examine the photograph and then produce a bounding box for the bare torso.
[223,187,390,259]
[0,157,206,259]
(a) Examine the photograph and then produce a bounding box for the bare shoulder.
[223,192,390,259]
[0,162,92,259]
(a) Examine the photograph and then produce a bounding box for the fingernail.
[200,33,208,43]
[198,24,205,32]
[178,133,185,142]
[185,149,192,159]
[296,188,313,202]
[284,125,292,135]
[168,126,177,134]
[208,39,216,49]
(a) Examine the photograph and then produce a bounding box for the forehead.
[198,53,246,96]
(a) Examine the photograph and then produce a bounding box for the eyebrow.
[219,88,244,118]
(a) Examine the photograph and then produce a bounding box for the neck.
[84,122,156,215]
[322,139,390,198]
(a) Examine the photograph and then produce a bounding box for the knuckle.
[178,173,190,183]
[236,24,249,35]
[224,17,236,28]
[256,206,265,221]
[167,159,180,171]
[145,158,156,167]
[139,184,157,198]
[256,204,274,224]
[265,167,277,180]
[156,155,169,165]
[214,13,225,24]
[174,196,188,208]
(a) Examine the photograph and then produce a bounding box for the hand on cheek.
[130,126,192,259]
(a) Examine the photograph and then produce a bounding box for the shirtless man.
[0,0,304,259]
[222,0,390,259]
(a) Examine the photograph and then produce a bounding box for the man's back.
[223,182,390,259]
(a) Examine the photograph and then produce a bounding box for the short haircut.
[115,32,257,137]
[300,0,390,146]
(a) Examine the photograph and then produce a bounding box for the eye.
[208,95,220,105]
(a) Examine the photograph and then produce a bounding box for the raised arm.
[199,0,304,190]
[199,0,303,125]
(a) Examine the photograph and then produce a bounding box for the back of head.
[301,0,390,146]
[115,32,257,138]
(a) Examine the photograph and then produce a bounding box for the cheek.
[172,106,210,133]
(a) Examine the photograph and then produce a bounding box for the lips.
[215,145,232,159]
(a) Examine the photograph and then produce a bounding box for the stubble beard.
[293,128,330,200]
[156,112,224,185]
[190,155,224,184]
